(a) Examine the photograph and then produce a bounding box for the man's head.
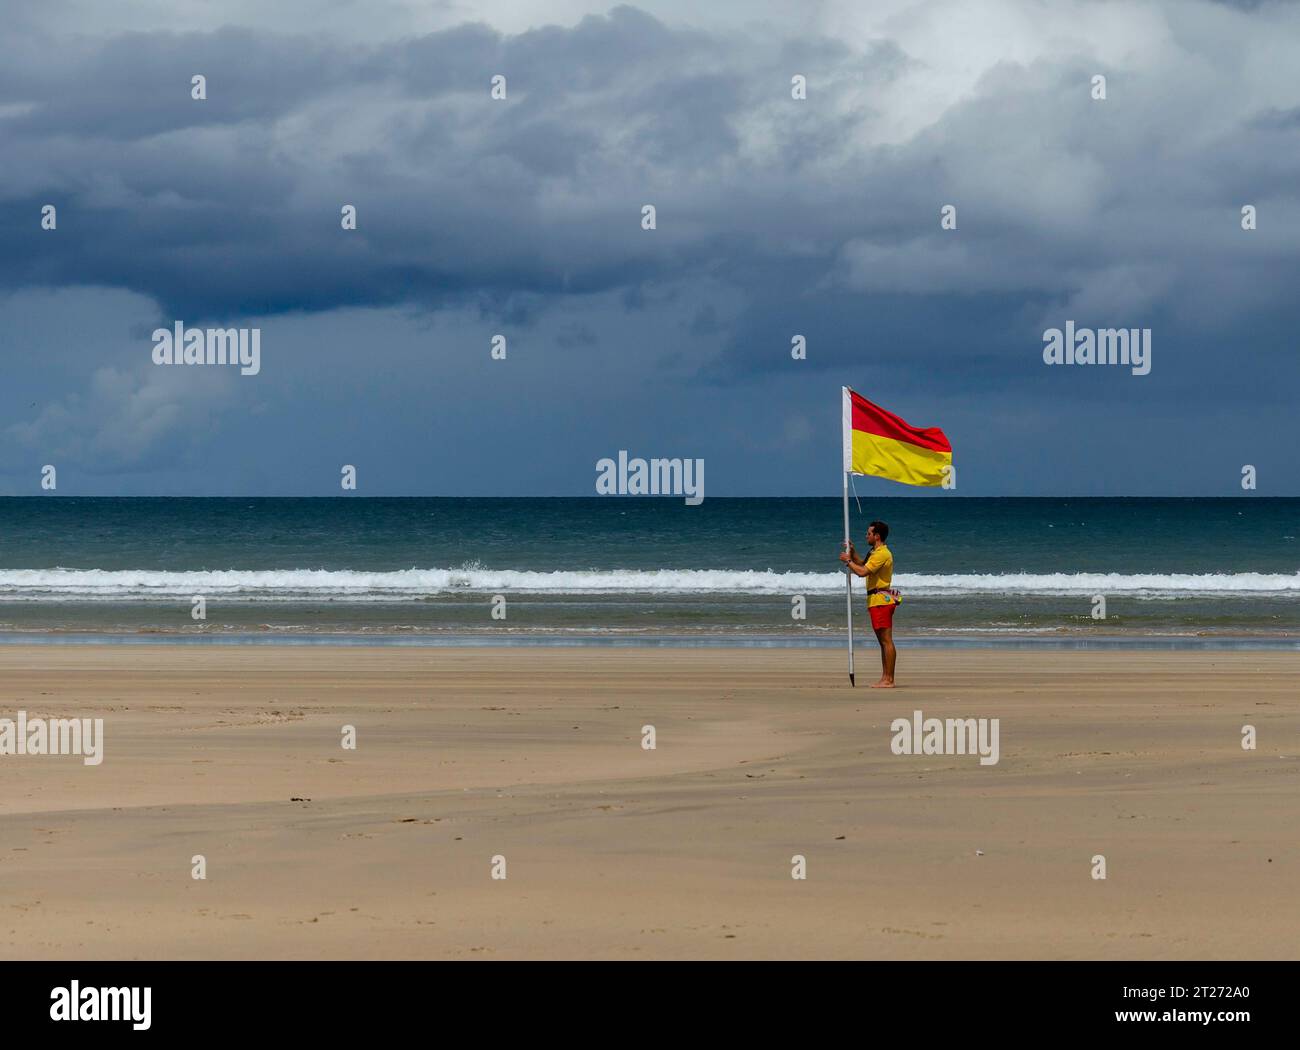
[866,520,889,546]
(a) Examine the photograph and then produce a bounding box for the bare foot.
[870,679,895,689]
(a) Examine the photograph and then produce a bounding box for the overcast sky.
[1,0,1297,496]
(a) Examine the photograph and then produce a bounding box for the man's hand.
[838,550,852,564]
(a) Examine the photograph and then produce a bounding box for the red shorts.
[869,603,896,630]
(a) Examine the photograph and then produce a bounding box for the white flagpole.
[843,468,855,687]
[841,387,855,686]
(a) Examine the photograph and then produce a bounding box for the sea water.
[0,497,1295,643]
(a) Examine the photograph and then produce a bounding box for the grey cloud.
[2,1,1299,492]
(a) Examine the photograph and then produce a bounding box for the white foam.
[0,567,1296,601]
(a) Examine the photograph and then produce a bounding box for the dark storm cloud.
[0,6,908,321]
[1,0,1299,494]
[0,28,355,140]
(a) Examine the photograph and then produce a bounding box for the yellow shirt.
[863,544,894,607]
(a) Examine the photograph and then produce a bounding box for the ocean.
[0,497,1296,644]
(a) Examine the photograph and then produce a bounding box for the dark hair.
[868,520,889,542]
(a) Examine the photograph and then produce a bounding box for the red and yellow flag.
[842,388,952,487]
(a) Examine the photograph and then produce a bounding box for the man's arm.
[839,544,870,576]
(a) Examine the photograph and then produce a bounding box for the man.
[839,520,899,688]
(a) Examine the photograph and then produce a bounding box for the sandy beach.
[1,645,1296,960]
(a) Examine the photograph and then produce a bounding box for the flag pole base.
[849,672,855,687]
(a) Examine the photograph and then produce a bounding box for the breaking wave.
[0,567,1296,601]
